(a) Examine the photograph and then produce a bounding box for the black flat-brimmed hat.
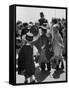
[22,31,33,42]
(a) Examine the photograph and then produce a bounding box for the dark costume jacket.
[32,34,53,62]
[39,18,48,25]
[18,45,35,78]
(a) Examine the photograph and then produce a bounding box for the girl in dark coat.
[18,32,36,83]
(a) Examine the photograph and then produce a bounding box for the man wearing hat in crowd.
[18,31,36,84]
[38,12,48,26]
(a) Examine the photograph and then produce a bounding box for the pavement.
[16,59,66,84]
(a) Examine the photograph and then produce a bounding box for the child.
[51,24,64,70]
[18,32,36,83]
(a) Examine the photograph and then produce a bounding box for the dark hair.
[40,12,44,17]
[23,23,28,27]
[51,18,57,24]
[30,25,39,36]
[29,21,33,25]
[16,21,22,25]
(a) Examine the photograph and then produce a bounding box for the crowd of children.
[16,12,66,83]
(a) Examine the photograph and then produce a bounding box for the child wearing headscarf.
[51,24,64,70]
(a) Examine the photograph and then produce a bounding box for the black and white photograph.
[15,5,67,84]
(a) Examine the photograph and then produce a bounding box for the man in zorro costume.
[32,22,53,72]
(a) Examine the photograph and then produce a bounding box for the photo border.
[14,4,67,85]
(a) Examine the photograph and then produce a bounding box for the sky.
[16,6,66,23]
